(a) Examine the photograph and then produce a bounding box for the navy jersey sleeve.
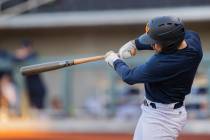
[113,56,175,85]
[185,31,202,50]
[135,38,153,50]
[185,30,203,58]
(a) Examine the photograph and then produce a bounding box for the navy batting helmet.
[139,16,185,53]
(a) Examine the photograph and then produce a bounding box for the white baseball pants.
[133,100,187,140]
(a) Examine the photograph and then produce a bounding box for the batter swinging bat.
[20,49,136,76]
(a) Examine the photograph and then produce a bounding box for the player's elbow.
[122,76,135,85]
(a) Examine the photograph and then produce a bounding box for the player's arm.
[185,30,201,48]
[105,51,165,85]
[119,38,153,59]
[113,59,159,85]
[185,30,203,58]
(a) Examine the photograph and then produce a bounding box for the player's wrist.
[105,51,121,68]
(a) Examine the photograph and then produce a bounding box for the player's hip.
[141,101,187,124]
[133,101,187,140]
[141,98,187,132]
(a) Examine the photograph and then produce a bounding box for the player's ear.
[153,44,162,53]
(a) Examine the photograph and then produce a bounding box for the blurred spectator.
[115,88,141,121]
[0,49,17,119]
[83,94,107,118]
[14,39,47,111]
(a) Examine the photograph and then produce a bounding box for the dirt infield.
[0,131,210,140]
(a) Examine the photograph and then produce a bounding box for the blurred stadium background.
[0,0,210,140]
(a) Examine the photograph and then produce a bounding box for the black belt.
[143,100,183,109]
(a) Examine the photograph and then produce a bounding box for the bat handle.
[73,55,105,65]
[73,48,136,65]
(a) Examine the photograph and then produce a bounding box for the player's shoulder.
[145,54,165,69]
[143,54,182,76]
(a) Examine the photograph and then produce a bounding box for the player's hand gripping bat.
[20,48,136,76]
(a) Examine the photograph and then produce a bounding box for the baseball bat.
[20,55,105,76]
[20,48,137,76]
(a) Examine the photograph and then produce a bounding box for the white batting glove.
[105,51,120,68]
[119,41,137,59]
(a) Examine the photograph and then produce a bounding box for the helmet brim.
[138,33,156,45]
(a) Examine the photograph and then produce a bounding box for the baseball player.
[105,16,203,140]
